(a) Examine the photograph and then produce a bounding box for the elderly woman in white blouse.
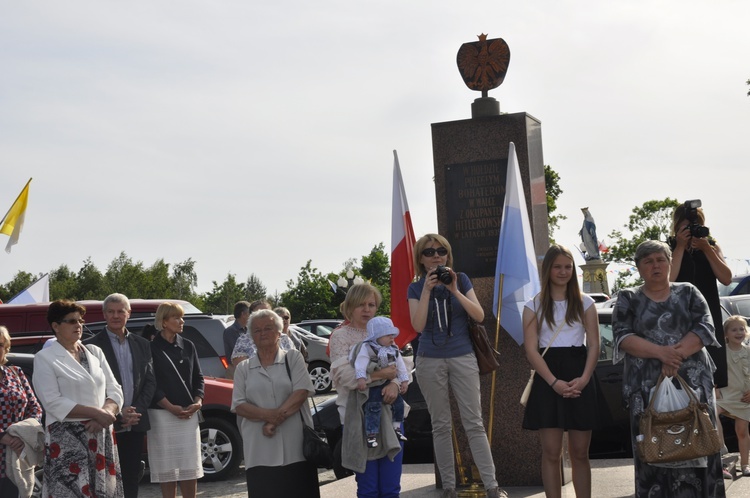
[231,309,319,498]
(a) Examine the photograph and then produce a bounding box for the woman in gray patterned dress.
[612,240,725,497]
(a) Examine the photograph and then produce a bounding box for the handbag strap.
[646,373,701,411]
[159,347,194,402]
[539,320,565,358]
[283,354,316,426]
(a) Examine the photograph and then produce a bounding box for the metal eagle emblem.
[456,34,511,95]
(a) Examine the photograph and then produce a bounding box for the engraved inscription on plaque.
[445,158,508,277]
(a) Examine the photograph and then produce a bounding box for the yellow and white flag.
[0,178,32,253]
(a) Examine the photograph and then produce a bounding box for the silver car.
[290,325,332,394]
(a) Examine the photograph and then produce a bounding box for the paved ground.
[137,456,750,497]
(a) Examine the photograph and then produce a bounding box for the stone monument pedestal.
[580,260,610,296]
[431,112,553,488]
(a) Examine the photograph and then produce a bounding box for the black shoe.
[394,428,408,441]
[366,435,378,448]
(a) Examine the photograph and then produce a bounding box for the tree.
[77,258,106,299]
[50,264,78,300]
[143,259,172,298]
[245,274,267,302]
[281,261,336,321]
[747,78,750,96]
[604,197,680,289]
[360,243,391,315]
[104,252,146,297]
[0,271,37,302]
[171,258,198,300]
[203,273,247,315]
[544,165,566,242]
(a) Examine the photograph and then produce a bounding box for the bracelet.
[550,378,559,388]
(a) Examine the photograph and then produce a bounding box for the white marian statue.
[579,207,601,260]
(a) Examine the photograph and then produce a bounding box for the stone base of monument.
[580,260,610,296]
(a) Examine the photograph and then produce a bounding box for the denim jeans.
[364,387,404,435]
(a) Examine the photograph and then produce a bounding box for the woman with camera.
[408,234,505,498]
[669,202,732,387]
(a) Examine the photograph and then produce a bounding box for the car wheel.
[333,437,354,480]
[308,361,332,394]
[200,416,242,482]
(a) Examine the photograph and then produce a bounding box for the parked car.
[291,324,332,394]
[5,351,242,484]
[720,294,750,320]
[719,273,750,297]
[0,299,202,341]
[85,315,231,379]
[293,319,342,339]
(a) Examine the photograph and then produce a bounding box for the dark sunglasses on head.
[422,247,448,257]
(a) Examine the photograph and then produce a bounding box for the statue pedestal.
[580,260,610,296]
[431,112,553,488]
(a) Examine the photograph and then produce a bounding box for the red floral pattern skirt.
[44,421,123,497]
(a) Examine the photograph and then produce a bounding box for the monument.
[431,34,550,491]
[579,207,611,296]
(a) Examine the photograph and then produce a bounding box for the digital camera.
[434,265,453,285]
[683,199,710,238]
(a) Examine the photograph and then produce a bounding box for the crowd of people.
[0,202,747,498]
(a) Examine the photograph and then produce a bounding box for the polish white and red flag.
[390,150,417,347]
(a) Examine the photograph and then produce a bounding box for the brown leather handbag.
[637,374,721,464]
[468,318,500,375]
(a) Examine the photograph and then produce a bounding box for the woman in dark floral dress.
[613,240,725,497]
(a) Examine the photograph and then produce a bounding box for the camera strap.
[429,285,452,346]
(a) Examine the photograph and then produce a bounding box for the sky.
[1,0,749,298]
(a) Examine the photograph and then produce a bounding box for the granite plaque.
[445,158,508,278]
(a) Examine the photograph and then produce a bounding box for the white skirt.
[147,409,204,482]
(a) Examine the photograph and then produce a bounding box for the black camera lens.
[434,265,453,285]
[689,224,710,238]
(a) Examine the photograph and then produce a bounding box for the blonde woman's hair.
[154,302,185,331]
[0,326,10,364]
[339,283,382,321]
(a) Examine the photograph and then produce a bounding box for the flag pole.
[0,178,32,225]
[487,273,504,444]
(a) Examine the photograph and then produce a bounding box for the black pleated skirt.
[245,460,320,498]
[522,346,601,431]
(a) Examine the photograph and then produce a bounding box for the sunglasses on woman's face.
[422,247,448,257]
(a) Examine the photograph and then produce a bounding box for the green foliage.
[604,197,680,289]
[0,271,37,302]
[360,243,391,315]
[245,274,267,302]
[544,165,566,243]
[1,244,390,319]
[281,261,337,321]
[76,258,106,299]
[202,274,248,315]
[50,265,78,300]
[171,259,199,301]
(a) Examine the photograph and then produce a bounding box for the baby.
[351,316,409,448]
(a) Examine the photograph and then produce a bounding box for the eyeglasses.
[280,316,290,321]
[59,318,85,325]
[422,247,448,257]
